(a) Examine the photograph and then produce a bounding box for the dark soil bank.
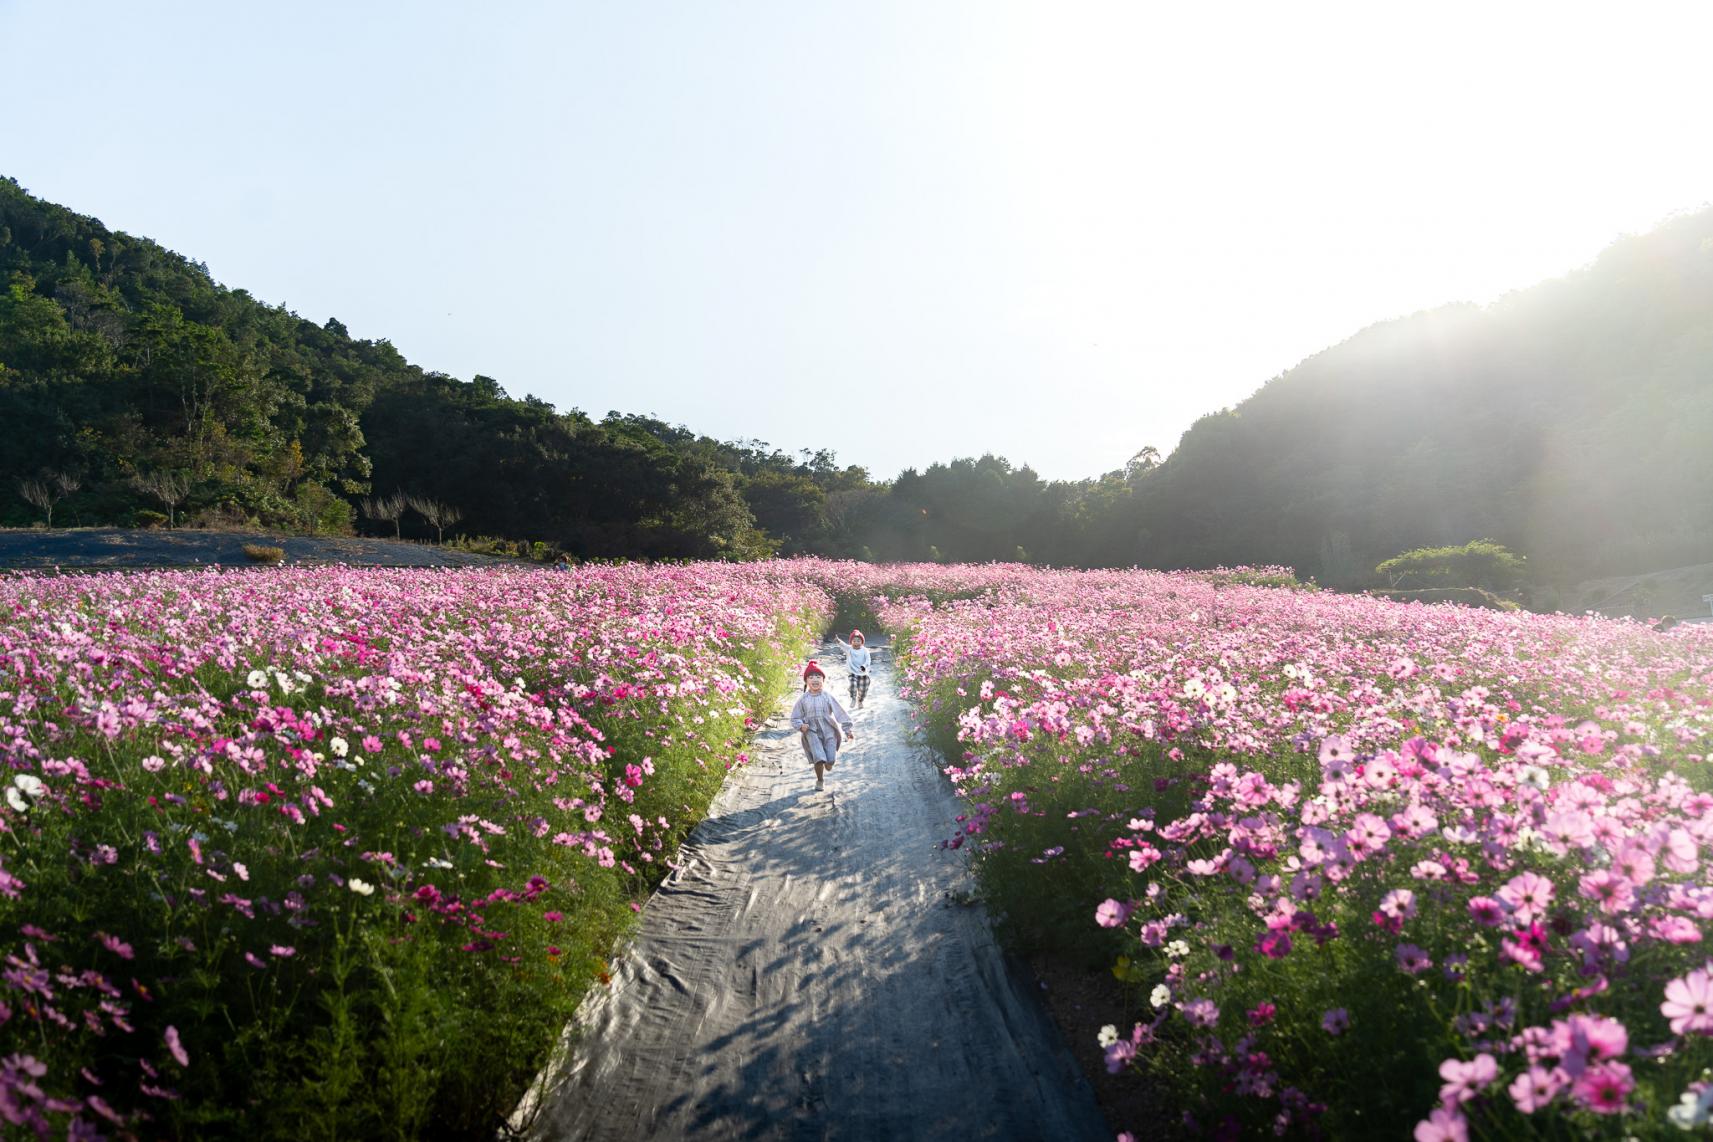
[0,528,512,570]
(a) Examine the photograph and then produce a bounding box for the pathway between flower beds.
[513,641,1108,1141]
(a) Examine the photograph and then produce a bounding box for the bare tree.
[361,491,409,539]
[131,468,191,528]
[406,495,462,544]
[16,470,80,528]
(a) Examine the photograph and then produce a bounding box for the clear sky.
[4,1,1711,481]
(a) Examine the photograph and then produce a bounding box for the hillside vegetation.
[4,176,1710,585]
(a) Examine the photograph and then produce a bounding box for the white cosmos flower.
[246,670,269,690]
[1097,1025,1119,1048]
[348,879,375,896]
[1150,984,1171,1009]
[1667,1084,1713,1129]
[5,787,29,812]
[329,737,349,758]
[14,775,46,799]
[1165,939,1190,958]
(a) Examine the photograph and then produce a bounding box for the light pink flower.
[1662,968,1713,1035]
[1413,1105,1468,1142]
[1438,1053,1497,1104]
[1507,1065,1565,1113]
[1095,899,1133,928]
[1379,888,1418,921]
[1498,871,1554,925]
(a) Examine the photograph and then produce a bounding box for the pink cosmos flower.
[1095,899,1133,928]
[1466,896,1505,926]
[1128,844,1161,872]
[1661,968,1713,1035]
[1397,943,1433,975]
[1508,1065,1565,1113]
[1413,1105,1468,1142]
[1571,1060,1633,1114]
[1501,924,1547,973]
[1380,888,1418,921]
[1178,997,1219,1028]
[1614,844,1656,887]
[1318,735,1354,779]
[164,1026,189,1067]
[1578,869,1634,915]
[1661,827,1699,874]
[97,932,135,960]
[1438,1053,1497,1104]
[1345,813,1391,858]
[1498,871,1554,925]
[1649,915,1701,944]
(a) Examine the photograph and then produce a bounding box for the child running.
[791,660,854,791]
[832,629,885,709]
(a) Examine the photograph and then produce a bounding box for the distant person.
[1654,614,1679,632]
[552,556,571,572]
[832,629,885,709]
[791,661,854,791]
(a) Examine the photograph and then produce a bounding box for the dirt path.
[513,641,1108,1141]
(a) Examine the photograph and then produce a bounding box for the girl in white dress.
[790,661,854,791]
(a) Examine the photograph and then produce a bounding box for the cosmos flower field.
[0,564,826,1138]
[3,559,1710,1138]
[876,565,1713,1138]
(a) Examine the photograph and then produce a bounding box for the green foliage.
[7,172,1713,585]
[1375,539,1527,592]
[241,543,286,563]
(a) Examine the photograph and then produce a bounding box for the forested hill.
[1117,207,1713,584]
[0,176,866,559]
[3,173,1710,585]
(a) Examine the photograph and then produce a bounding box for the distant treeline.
[3,176,1710,584]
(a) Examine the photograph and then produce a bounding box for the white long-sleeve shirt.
[834,638,880,675]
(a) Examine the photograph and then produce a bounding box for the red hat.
[850,629,864,642]
[802,660,825,680]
